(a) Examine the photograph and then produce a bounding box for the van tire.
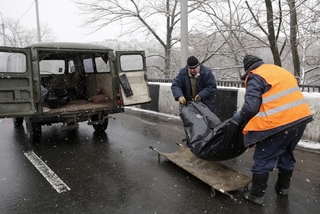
[93,119,109,132]
[26,121,42,144]
[13,117,24,126]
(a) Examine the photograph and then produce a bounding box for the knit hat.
[187,56,200,68]
[243,55,263,71]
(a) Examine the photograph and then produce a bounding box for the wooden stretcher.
[150,143,252,199]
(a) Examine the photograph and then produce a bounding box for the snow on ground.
[126,106,320,151]
[298,140,320,150]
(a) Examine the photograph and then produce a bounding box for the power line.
[17,1,35,22]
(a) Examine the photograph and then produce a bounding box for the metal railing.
[148,79,320,93]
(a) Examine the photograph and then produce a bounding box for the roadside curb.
[127,106,320,152]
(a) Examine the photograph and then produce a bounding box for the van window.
[0,52,26,73]
[96,57,110,73]
[83,56,110,73]
[39,60,65,75]
[69,61,75,73]
[83,58,94,73]
[119,54,143,71]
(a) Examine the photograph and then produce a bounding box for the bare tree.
[287,0,300,80]
[74,0,320,83]
[244,0,282,66]
[194,0,254,80]
[75,0,215,78]
[0,18,55,47]
[76,0,185,78]
[243,0,320,83]
[295,0,320,84]
[197,0,320,83]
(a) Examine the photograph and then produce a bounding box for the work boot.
[275,169,293,196]
[244,173,269,205]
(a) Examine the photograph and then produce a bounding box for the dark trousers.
[251,124,307,174]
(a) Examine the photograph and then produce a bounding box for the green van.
[0,42,151,146]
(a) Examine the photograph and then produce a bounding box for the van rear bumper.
[30,115,60,124]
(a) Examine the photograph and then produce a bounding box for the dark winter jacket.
[171,64,217,113]
[239,61,313,147]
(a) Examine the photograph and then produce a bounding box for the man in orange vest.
[233,55,313,205]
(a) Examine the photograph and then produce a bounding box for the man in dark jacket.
[233,55,313,205]
[171,56,217,113]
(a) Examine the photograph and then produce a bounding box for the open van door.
[0,47,38,118]
[116,51,151,106]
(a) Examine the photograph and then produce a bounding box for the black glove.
[233,112,244,124]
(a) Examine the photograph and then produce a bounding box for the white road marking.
[24,150,71,193]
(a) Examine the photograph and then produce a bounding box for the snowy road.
[0,109,319,213]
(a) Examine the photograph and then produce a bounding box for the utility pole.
[0,12,6,46]
[180,0,188,67]
[35,0,41,42]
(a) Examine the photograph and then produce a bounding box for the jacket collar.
[241,61,264,80]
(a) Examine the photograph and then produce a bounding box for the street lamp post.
[0,12,6,46]
[180,0,188,68]
[35,0,41,42]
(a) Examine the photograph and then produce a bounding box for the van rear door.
[0,47,38,118]
[116,51,151,106]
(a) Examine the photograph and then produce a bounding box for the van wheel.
[93,119,109,132]
[26,122,42,144]
[13,117,24,126]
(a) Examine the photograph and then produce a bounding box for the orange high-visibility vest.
[243,64,312,134]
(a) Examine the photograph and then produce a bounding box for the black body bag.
[43,84,70,109]
[180,101,246,161]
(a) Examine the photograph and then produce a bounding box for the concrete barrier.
[141,83,319,143]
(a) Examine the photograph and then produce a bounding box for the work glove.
[178,96,186,105]
[194,95,201,101]
[233,112,244,124]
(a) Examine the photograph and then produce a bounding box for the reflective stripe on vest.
[243,64,312,134]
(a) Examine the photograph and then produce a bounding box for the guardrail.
[147,79,320,93]
[144,80,320,143]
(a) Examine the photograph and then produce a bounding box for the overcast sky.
[1,0,120,43]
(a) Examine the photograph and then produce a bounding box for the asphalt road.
[0,108,319,214]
